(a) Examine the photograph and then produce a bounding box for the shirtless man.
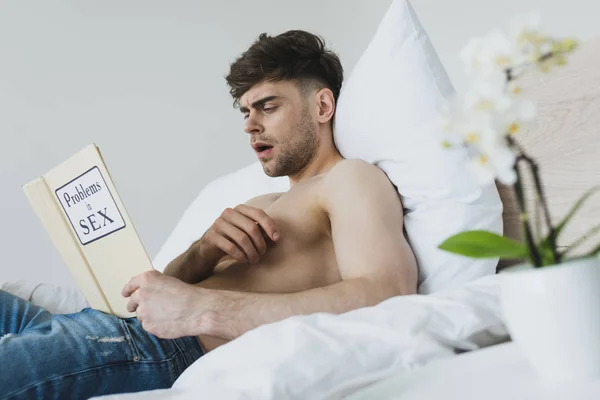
[0,30,417,399]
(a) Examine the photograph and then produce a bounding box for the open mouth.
[255,145,274,159]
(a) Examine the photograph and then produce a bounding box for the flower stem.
[511,155,542,267]
[505,51,555,82]
[507,136,559,264]
[528,159,560,263]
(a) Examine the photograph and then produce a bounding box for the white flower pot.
[501,256,600,382]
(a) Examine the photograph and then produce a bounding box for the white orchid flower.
[508,12,545,60]
[459,77,537,136]
[442,12,577,189]
[460,29,526,77]
[440,93,497,146]
[469,123,518,185]
[460,36,486,76]
[471,69,524,97]
[441,88,511,146]
[469,143,517,185]
[458,111,500,146]
[498,99,537,136]
[440,89,524,185]
[465,75,513,113]
[440,93,472,148]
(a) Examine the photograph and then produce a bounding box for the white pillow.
[333,0,502,293]
[153,0,503,294]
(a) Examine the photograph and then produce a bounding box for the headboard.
[497,36,600,268]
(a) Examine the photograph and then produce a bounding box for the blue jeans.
[0,289,204,399]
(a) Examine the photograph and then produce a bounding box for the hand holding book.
[23,144,154,318]
[121,270,209,339]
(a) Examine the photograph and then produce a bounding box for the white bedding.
[86,274,507,400]
[2,275,508,399]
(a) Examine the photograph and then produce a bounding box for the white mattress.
[347,341,600,400]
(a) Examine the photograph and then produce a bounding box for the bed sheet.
[91,274,507,400]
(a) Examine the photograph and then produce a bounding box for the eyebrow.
[239,95,279,114]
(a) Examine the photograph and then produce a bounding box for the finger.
[215,221,260,263]
[127,291,140,313]
[122,274,143,298]
[221,209,268,255]
[235,204,280,242]
[206,230,248,262]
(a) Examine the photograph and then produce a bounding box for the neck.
[288,134,343,186]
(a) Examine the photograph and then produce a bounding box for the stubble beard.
[262,106,318,178]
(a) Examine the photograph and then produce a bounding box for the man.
[0,30,417,399]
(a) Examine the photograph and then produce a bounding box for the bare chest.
[260,183,328,248]
[197,180,340,352]
[207,180,336,287]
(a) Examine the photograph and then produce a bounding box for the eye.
[263,106,277,113]
[243,114,249,120]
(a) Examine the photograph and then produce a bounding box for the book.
[22,144,154,317]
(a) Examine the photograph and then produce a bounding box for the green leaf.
[439,230,528,259]
[554,186,600,240]
[539,186,600,261]
[538,241,557,266]
[562,223,600,256]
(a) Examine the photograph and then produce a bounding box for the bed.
[82,34,600,400]
[3,6,599,400]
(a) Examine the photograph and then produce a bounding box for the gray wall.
[1,0,597,287]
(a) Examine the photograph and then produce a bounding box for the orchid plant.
[438,14,599,267]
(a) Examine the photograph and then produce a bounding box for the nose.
[244,112,264,135]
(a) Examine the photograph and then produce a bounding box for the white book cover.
[22,144,154,317]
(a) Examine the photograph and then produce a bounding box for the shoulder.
[320,159,403,218]
[320,159,402,210]
[322,159,393,190]
[244,193,282,209]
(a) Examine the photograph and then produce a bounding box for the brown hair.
[225,30,344,108]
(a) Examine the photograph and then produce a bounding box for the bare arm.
[201,160,418,340]
[163,195,279,284]
[162,242,211,284]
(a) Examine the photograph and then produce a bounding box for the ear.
[315,88,336,124]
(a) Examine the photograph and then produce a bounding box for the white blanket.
[91,274,507,399]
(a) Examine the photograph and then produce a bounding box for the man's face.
[239,80,318,177]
